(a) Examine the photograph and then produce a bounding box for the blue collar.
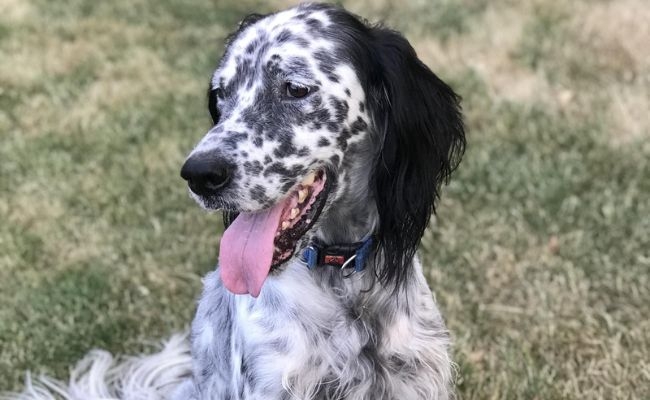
[300,236,374,272]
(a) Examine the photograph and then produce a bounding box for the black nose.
[180,153,234,197]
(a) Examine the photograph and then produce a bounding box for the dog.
[175,3,465,399]
[4,3,465,400]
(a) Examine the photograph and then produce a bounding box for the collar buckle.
[299,236,374,274]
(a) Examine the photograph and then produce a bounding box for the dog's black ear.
[368,28,466,288]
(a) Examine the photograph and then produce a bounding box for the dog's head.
[181,3,465,296]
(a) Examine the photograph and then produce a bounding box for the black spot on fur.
[285,57,313,79]
[317,137,330,147]
[222,132,248,149]
[255,41,270,60]
[253,136,263,147]
[336,127,351,150]
[297,107,330,127]
[344,88,351,96]
[264,162,300,178]
[295,38,310,47]
[314,51,336,76]
[266,58,281,75]
[350,116,367,135]
[276,29,294,43]
[291,164,307,177]
[309,94,322,109]
[245,40,258,54]
[329,154,340,167]
[297,146,310,157]
[250,184,269,203]
[274,139,297,158]
[305,17,323,30]
[281,180,294,193]
[330,97,349,122]
[243,160,263,176]
[311,108,330,123]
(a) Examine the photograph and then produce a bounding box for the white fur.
[178,257,452,399]
[2,334,191,400]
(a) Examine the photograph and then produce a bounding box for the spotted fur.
[178,3,465,400]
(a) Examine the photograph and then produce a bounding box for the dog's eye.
[285,82,310,99]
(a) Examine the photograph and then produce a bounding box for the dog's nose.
[180,153,234,196]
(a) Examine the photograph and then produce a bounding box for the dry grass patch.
[10,37,200,136]
[575,0,650,144]
[412,6,556,105]
[579,0,650,71]
[0,0,34,21]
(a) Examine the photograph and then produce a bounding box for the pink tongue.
[219,200,287,297]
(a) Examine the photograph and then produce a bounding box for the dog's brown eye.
[286,82,310,98]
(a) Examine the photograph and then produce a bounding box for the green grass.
[1,0,648,398]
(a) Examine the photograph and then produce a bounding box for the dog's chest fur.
[177,259,451,400]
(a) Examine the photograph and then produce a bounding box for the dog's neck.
[301,156,381,289]
[315,201,377,245]
[314,170,377,245]
[314,132,379,244]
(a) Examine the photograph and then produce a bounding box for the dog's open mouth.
[219,170,330,297]
[272,170,328,267]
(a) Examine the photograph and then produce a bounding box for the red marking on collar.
[323,255,346,265]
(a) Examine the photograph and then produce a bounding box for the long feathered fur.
[2,334,191,400]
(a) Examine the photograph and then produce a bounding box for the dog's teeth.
[290,208,300,219]
[281,221,290,230]
[297,188,308,203]
[302,172,316,185]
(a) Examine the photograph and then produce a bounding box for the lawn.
[1,0,648,398]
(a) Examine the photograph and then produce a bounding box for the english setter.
[176,3,465,399]
[5,3,465,400]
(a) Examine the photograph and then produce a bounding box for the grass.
[1,0,648,398]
